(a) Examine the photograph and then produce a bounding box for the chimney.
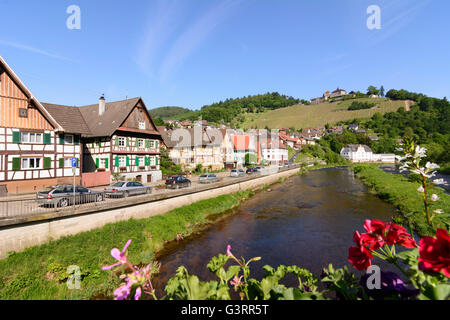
[99,94,106,116]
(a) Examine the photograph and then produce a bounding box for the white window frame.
[137,156,145,167]
[22,157,42,170]
[118,137,126,147]
[139,121,146,130]
[118,156,126,167]
[137,139,145,149]
[64,134,74,145]
[21,132,43,144]
[149,140,155,149]
[64,158,73,168]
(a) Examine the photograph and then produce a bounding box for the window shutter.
[59,158,65,168]
[115,137,119,146]
[95,158,99,168]
[44,133,51,145]
[156,141,159,148]
[98,141,102,148]
[12,131,21,144]
[126,156,130,166]
[126,138,130,147]
[74,135,80,145]
[146,139,150,148]
[105,158,109,169]
[59,134,65,145]
[44,157,51,169]
[115,156,119,167]
[12,158,21,171]
[144,156,148,166]
[156,156,159,166]
[76,158,80,168]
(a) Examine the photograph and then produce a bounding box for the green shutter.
[44,157,51,169]
[44,133,51,145]
[98,141,102,147]
[115,137,119,146]
[13,131,21,144]
[74,135,80,145]
[145,139,150,148]
[95,158,99,168]
[59,158,65,168]
[115,156,119,167]
[126,138,129,147]
[105,158,109,169]
[76,158,80,168]
[12,158,21,171]
[156,156,159,165]
[126,156,130,166]
[155,141,159,148]
[59,134,65,145]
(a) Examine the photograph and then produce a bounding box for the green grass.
[0,190,255,300]
[353,164,450,237]
[241,98,408,130]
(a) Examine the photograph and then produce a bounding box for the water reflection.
[152,168,399,297]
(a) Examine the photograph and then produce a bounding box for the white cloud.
[0,39,77,63]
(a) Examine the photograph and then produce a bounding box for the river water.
[152,167,399,296]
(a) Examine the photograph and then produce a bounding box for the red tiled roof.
[232,135,250,151]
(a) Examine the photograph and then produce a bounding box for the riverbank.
[0,189,260,300]
[352,164,450,237]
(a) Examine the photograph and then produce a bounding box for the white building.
[259,138,288,164]
[340,145,395,163]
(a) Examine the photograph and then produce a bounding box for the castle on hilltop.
[310,88,347,105]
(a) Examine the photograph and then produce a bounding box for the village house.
[159,127,224,171]
[231,134,258,167]
[0,56,83,194]
[259,137,288,165]
[43,96,163,186]
[340,144,395,163]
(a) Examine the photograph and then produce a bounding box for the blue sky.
[0,0,448,110]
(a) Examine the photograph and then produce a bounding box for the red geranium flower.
[353,231,382,251]
[348,245,373,271]
[385,223,417,248]
[418,229,450,277]
[364,219,387,236]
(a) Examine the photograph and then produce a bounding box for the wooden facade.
[0,57,81,194]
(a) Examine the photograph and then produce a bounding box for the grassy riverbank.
[0,190,255,300]
[352,164,450,237]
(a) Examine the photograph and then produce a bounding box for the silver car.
[104,181,152,198]
[199,174,219,184]
[230,169,245,177]
[36,185,105,208]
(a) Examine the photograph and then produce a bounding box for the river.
[151,167,400,296]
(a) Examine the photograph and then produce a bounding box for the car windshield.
[231,170,237,172]
[200,174,208,178]
[113,182,125,187]
[208,174,216,178]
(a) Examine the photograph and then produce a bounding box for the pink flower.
[134,287,142,300]
[230,275,243,291]
[102,240,132,270]
[226,245,233,257]
[114,284,131,300]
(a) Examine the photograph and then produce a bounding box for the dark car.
[165,176,192,189]
[104,181,152,198]
[36,185,105,208]
[246,168,258,174]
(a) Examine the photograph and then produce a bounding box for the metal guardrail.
[0,164,302,222]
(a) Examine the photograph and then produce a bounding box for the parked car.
[255,166,264,172]
[230,169,245,177]
[199,174,219,184]
[104,181,152,198]
[246,168,258,174]
[36,185,105,208]
[166,176,192,189]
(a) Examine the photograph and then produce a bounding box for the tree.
[367,86,380,96]
[245,153,257,165]
[379,86,385,97]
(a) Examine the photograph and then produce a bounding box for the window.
[139,121,146,130]
[137,157,145,167]
[64,158,73,168]
[137,139,145,149]
[22,158,42,170]
[64,135,74,144]
[149,140,155,148]
[118,137,126,147]
[99,158,106,169]
[118,156,126,167]
[21,132,43,144]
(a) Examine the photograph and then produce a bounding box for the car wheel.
[146,188,151,194]
[58,198,69,207]
[124,191,130,198]
[96,194,104,202]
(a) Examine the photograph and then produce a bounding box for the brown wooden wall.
[0,69,53,130]
[121,103,156,131]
